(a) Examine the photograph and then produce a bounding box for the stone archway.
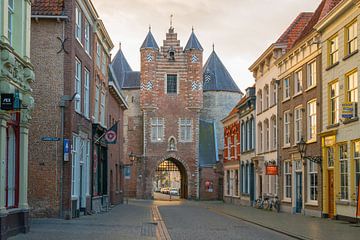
[152,157,188,199]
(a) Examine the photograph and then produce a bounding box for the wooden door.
[328,170,334,218]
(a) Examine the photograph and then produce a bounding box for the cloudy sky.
[92,0,322,92]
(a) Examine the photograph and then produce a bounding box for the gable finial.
[212,43,215,52]
[119,41,121,50]
[149,24,151,32]
[170,14,174,28]
[192,26,194,32]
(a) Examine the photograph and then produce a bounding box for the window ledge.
[293,92,303,98]
[282,144,291,149]
[305,202,318,207]
[282,199,291,203]
[306,139,317,144]
[325,61,339,71]
[326,123,340,129]
[282,98,290,103]
[343,116,359,124]
[343,49,358,61]
[305,85,316,92]
[336,199,350,205]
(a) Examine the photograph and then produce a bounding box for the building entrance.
[153,158,188,200]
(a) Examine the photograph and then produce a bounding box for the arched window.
[258,122,263,153]
[257,90,262,113]
[265,119,269,151]
[264,85,269,110]
[271,116,277,150]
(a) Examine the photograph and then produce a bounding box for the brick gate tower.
[139,26,203,199]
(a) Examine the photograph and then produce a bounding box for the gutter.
[31,15,68,20]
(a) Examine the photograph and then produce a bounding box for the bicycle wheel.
[263,199,269,209]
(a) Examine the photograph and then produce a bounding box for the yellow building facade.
[315,0,360,221]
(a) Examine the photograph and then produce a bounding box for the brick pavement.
[196,201,360,240]
[10,200,156,240]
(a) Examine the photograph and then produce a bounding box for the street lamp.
[297,137,322,166]
[59,92,80,219]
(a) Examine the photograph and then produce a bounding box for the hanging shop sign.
[266,165,278,175]
[341,102,356,119]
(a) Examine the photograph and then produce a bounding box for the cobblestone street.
[10,199,360,240]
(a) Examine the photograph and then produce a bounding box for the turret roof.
[184,30,203,51]
[203,50,241,93]
[140,29,159,50]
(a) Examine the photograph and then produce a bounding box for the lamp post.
[59,92,80,218]
[297,137,322,167]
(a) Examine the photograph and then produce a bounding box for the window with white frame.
[72,135,81,197]
[346,21,357,55]
[94,85,100,123]
[251,118,255,149]
[227,137,231,160]
[75,6,82,42]
[264,85,269,109]
[234,170,239,196]
[246,120,250,150]
[308,160,318,202]
[339,144,349,200]
[84,20,90,54]
[307,100,317,141]
[329,81,339,125]
[257,90,262,113]
[354,141,360,197]
[272,117,277,150]
[101,51,107,76]
[100,92,105,126]
[284,78,290,99]
[347,71,358,103]
[96,42,101,68]
[151,118,164,142]
[179,118,192,142]
[234,135,237,160]
[265,120,269,151]
[307,61,316,88]
[84,69,90,118]
[6,125,17,208]
[8,0,14,45]
[75,59,82,113]
[294,107,302,143]
[272,82,277,105]
[241,122,245,152]
[284,111,290,145]
[258,123,263,153]
[284,161,292,200]
[294,70,303,94]
[329,35,339,66]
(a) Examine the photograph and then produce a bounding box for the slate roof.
[199,120,217,166]
[140,30,159,50]
[275,12,314,50]
[184,31,203,51]
[110,48,140,89]
[32,0,65,16]
[203,50,241,93]
[293,0,342,46]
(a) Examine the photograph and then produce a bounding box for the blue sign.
[41,137,61,141]
[64,139,69,153]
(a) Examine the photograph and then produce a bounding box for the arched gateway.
[152,158,188,199]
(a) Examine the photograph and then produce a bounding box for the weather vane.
[170,14,174,28]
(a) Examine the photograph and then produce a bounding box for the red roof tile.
[293,0,342,45]
[32,0,64,16]
[276,12,314,50]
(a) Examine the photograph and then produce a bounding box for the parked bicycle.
[253,195,280,213]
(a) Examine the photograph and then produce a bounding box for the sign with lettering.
[266,165,278,175]
[341,102,356,119]
[63,139,69,161]
[324,136,336,147]
[1,94,14,110]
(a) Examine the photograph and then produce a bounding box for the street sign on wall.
[63,139,69,161]
[1,94,14,110]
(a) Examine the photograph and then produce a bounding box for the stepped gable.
[110,46,140,89]
[32,0,64,16]
[184,30,203,51]
[275,12,314,50]
[293,0,342,46]
[140,28,159,50]
[199,120,217,166]
[203,50,241,93]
